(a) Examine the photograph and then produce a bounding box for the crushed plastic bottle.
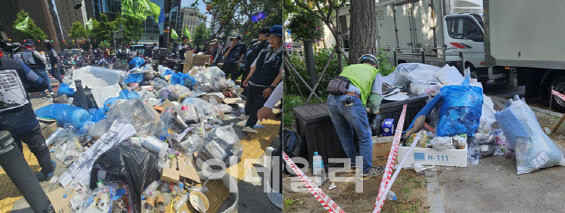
[174,193,190,211]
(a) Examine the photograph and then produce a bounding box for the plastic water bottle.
[174,193,190,211]
[313,152,323,176]
[387,190,397,201]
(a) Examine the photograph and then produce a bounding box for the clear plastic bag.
[394,63,440,85]
[437,64,465,86]
[430,137,451,152]
[495,96,565,174]
[107,99,156,134]
[89,118,112,139]
[168,84,194,101]
[180,134,202,156]
[157,87,172,100]
[195,124,242,169]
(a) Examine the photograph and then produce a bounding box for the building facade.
[54,0,89,44]
[0,0,64,51]
[180,7,203,39]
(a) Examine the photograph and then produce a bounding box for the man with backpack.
[13,39,53,98]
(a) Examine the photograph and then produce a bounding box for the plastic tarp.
[495,96,565,174]
[90,142,159,212]
[35,104,90,128]
[88,108,106,123]
[70,66,124,107]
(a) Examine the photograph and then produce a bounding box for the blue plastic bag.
[163,69,175,76]
[129,57,146,69]
[103,97,119,112]
[35,104,90,128]
[125,73,144,84]
[58,83,75,96]
[119,89,141,100]
[437,79,483,137]
[89,108,107,123]
[170,72,196,87]
[405,77,483,137]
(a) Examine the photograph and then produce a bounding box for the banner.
[121,0,161,21]
[158,8,165,23]
[15,16,29,31]
[171,29,178,40]
[85,18,93,31]
[184,26,191,40]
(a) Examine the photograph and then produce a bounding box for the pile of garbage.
[384,63,565,174]
[37,58,245,212]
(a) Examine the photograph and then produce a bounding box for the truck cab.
[444,13,487,78]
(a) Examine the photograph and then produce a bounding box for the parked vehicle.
[484,0,565,111]
[376,0,502,85]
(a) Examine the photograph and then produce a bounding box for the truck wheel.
[550,76,565,112]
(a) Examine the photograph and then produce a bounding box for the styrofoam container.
[396,144,468,167]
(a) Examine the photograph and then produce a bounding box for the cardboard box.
[396,144,468,167]
[193,55,211,66]
[372,136,394,168]
[41,122,59,139]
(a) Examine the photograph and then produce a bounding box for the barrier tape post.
[550,90,565,133]
[373,104,408,213]
[282,152,344,213]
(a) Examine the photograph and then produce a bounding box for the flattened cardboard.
[179,160,201,183]
[161,167,180,183]
[223,97,244,105]
[47,187,74,212]
[161,99,175,109]
[372,136,394,168]
[41,122,58,139]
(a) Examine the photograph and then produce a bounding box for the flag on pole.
[184,26,191,40]
[15,16,29,31]
[158,8,165,23]
[85,18,93,30]
[171,28,178,40]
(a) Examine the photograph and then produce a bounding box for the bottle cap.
[314,151,318,155]
[179,183,184,188]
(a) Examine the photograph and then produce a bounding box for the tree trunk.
[304,40,317,87]
[348,0,378,64]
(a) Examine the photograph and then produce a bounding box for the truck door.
[394,3,414,54]
[444,15,486,68]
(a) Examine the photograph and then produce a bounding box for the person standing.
[178,37,191,61]
[223,35,246,81]
[0,39,56,181]
[326,54,384,179]
[209,39,223,66]
[242,27,271,94]
[45,41,62,84]
[242,25,283,133]
[13,39,53,98]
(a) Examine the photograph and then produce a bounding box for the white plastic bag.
[394,63,440,85]
[437,65,465,86]
[430,137,451,152]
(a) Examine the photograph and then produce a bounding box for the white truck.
[376,0,504,85]
[484,0,565,111]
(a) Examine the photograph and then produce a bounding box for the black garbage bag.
[90,142,160,212]
[369,113,383,136]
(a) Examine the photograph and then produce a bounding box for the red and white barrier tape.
[283,152,345,213]
[373,104,408,213]
[552,90,565,102]
[424,122,435,133]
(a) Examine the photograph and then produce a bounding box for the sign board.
[113,29,123,39]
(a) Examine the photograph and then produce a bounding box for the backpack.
[283,129,306,158]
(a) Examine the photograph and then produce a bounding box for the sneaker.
[362,166,384,180]
[36,160,57,182]
[242,126,257,133]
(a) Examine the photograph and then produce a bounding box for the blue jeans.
[34,69,53,94]
[327,94,373,172]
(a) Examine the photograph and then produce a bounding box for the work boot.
[362,166,384,180]
[36,161,57,182]
[242,126,257,133]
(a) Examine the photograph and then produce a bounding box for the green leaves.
[287,11,324,42]
[13,10,47,41]
[121,0,161,21]
[69,21,88,40]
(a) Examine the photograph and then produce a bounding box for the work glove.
[367,93,383,115]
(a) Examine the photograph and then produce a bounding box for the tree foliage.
[287,11,324,42]
[193,23,210,44]
[90,14,113,43]
[112,15,143,44]
[13,10,47,41]
[69,21,88,40]
[99,41,112,50]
